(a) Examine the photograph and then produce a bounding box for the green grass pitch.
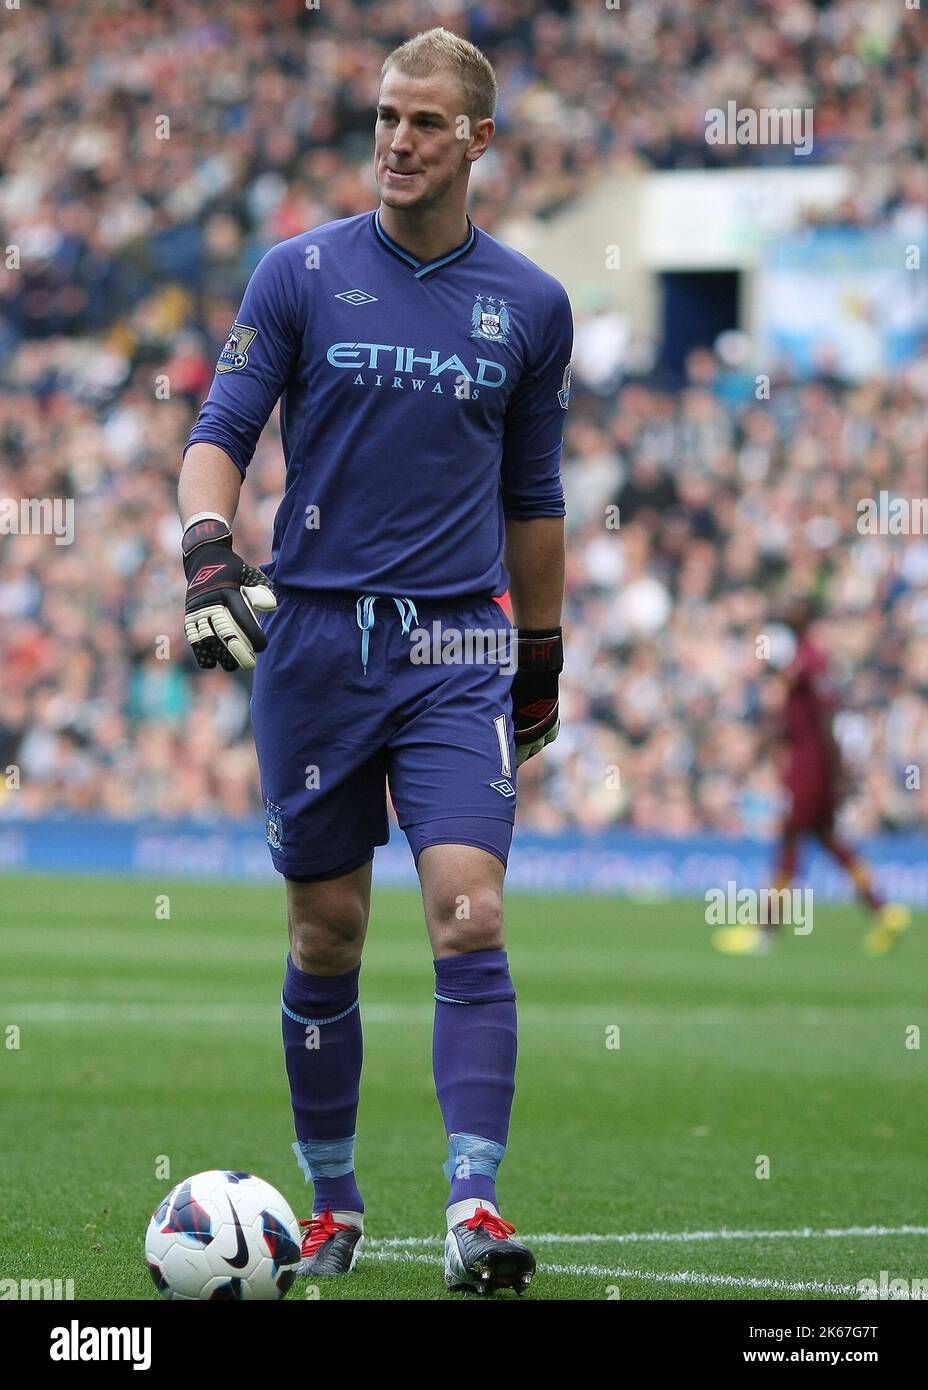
[1,873,924,1300]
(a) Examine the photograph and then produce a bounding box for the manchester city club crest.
[266,800,283,850]
[471,294,511,344]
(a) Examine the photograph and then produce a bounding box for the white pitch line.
[530,1263,857,1295]
[368,1224,928,1250]
[5,1001,884,1027]
[363,1249,858,1296]
[4,1003,271,1026]
[2,1002,430,1026]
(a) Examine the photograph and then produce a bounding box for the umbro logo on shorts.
[490,779,516,798]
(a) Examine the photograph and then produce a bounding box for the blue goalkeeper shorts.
[250,587,517,879]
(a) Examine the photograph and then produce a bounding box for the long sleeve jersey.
[184,209,573,600]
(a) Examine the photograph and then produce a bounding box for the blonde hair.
[381,27,498,125]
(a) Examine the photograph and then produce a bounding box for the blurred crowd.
[3,357,927,837]
[1,0,927,837]
[2,0,928,351]
[544,359,928,839]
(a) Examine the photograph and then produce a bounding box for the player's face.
[374,69,488,212]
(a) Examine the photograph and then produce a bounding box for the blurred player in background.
[714,598,911,957]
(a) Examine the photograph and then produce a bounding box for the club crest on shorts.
[471,294,511,344]
[217,322,258,373]
[266,801,283,850]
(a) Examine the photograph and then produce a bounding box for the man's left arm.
[500,277,573,764]
[505,515,565,765]
[505,516,564,631]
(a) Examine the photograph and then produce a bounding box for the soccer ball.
[145,1170,301,1300]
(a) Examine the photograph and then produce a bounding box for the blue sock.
[282,954,364,1214]
[432,949,517,1208]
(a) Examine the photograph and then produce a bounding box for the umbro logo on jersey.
[491,779,516,798]
[335,289,378,305]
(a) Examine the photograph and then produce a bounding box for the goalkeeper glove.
[182,513,276,671]
[511,627,563,765]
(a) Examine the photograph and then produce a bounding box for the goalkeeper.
[179,27,571,1297]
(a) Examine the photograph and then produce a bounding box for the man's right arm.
[178,442,243,529]
[178,442,275,672]
[178,240,302,670]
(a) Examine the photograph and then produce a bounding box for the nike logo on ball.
[224,1197,250,1269]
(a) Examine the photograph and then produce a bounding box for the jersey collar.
[371,209,478,281]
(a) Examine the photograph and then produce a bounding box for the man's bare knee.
[286,865,371,974]
[428,883,505,956]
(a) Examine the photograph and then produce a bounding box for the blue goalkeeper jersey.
[184,209,573,600]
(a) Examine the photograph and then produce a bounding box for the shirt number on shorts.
[494,713,512,778]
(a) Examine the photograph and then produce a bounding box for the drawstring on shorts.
[355,595,419,674]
